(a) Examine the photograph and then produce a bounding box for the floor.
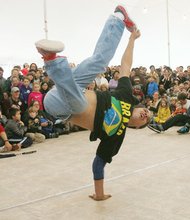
[0,127,190,220]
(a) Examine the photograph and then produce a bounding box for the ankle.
[43,55,67,62]
[42,53,57,61]
[158,124,164,131]
[114,12,125,21]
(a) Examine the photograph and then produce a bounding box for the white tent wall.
[0,0,190,78]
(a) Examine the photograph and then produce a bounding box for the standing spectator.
[99,84,109,92]
[40,82,50,98]
[169,97,177,114]
[133,85,144,103]
[42,72,54,89]
[184,81,189,92]
[187,88,190,100]
[172,84,180,97]
[0,67,5,103]
[21,63,29,76]
[26,71,34,89]
[0,67,6,88]
[28,82,44,110]
[20,77,32,112]
[29,63,38,71]
[10,76,22,89]
[148,65,159,84]
[108,70,120,91]
[9,87,23,111]
[160,67,172,90]
[3,68,21,94]
[86,80,97,91]
[33,70,42,83]
[146,76,158,98]
[158,83,166,96]
[28,69,36,80]
[104,67,112,82]
[176,66,187,83]
[95,73,109,90]
[186,65,190,80]
[1,87,23,118]
[178,83,185,93]
[132,76,141,86]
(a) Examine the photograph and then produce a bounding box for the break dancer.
[35,5,151,201]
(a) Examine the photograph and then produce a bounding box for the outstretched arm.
[120,29,141,78]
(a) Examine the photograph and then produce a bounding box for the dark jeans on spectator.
[9,136,33,148]
[0,138,4,147]
[186,116,190,125]
[162,114,189,130]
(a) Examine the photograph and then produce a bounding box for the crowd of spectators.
[0,63,189,153]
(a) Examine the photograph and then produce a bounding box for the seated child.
[5,108,33,148]
[25,106,46,143]
[169,96,177,114]
[152,99,171,124]
[171,101,187,116]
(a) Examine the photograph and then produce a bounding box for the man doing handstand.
[35,5,151,201]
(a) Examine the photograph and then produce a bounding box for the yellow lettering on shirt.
[120,101,131,110]
[117,102,132,136]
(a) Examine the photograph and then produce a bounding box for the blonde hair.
[28,106,36,113]
[170,96,177,101]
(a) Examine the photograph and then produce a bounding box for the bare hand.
[130,28,141,40]
[4,141,12,151]
[41,122,48,127]
[19,121,25,126]
[34,118,39,123]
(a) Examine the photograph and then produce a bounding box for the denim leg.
[44,57,87,118]
[92,155,107,180]
[44,15,124,118]
[73,15,125,89]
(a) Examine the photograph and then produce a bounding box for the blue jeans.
[44,15,125,119]
[92,155,106,180]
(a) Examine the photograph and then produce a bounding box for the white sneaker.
[35,39,65,53]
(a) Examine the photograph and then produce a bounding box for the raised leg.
[73,15,125,89]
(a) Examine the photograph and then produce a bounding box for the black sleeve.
[115,77,133,94]
[111,77,139,105]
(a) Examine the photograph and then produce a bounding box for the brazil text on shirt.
[103,96,132,136]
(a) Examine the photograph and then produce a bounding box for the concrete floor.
[0,127,190,220]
